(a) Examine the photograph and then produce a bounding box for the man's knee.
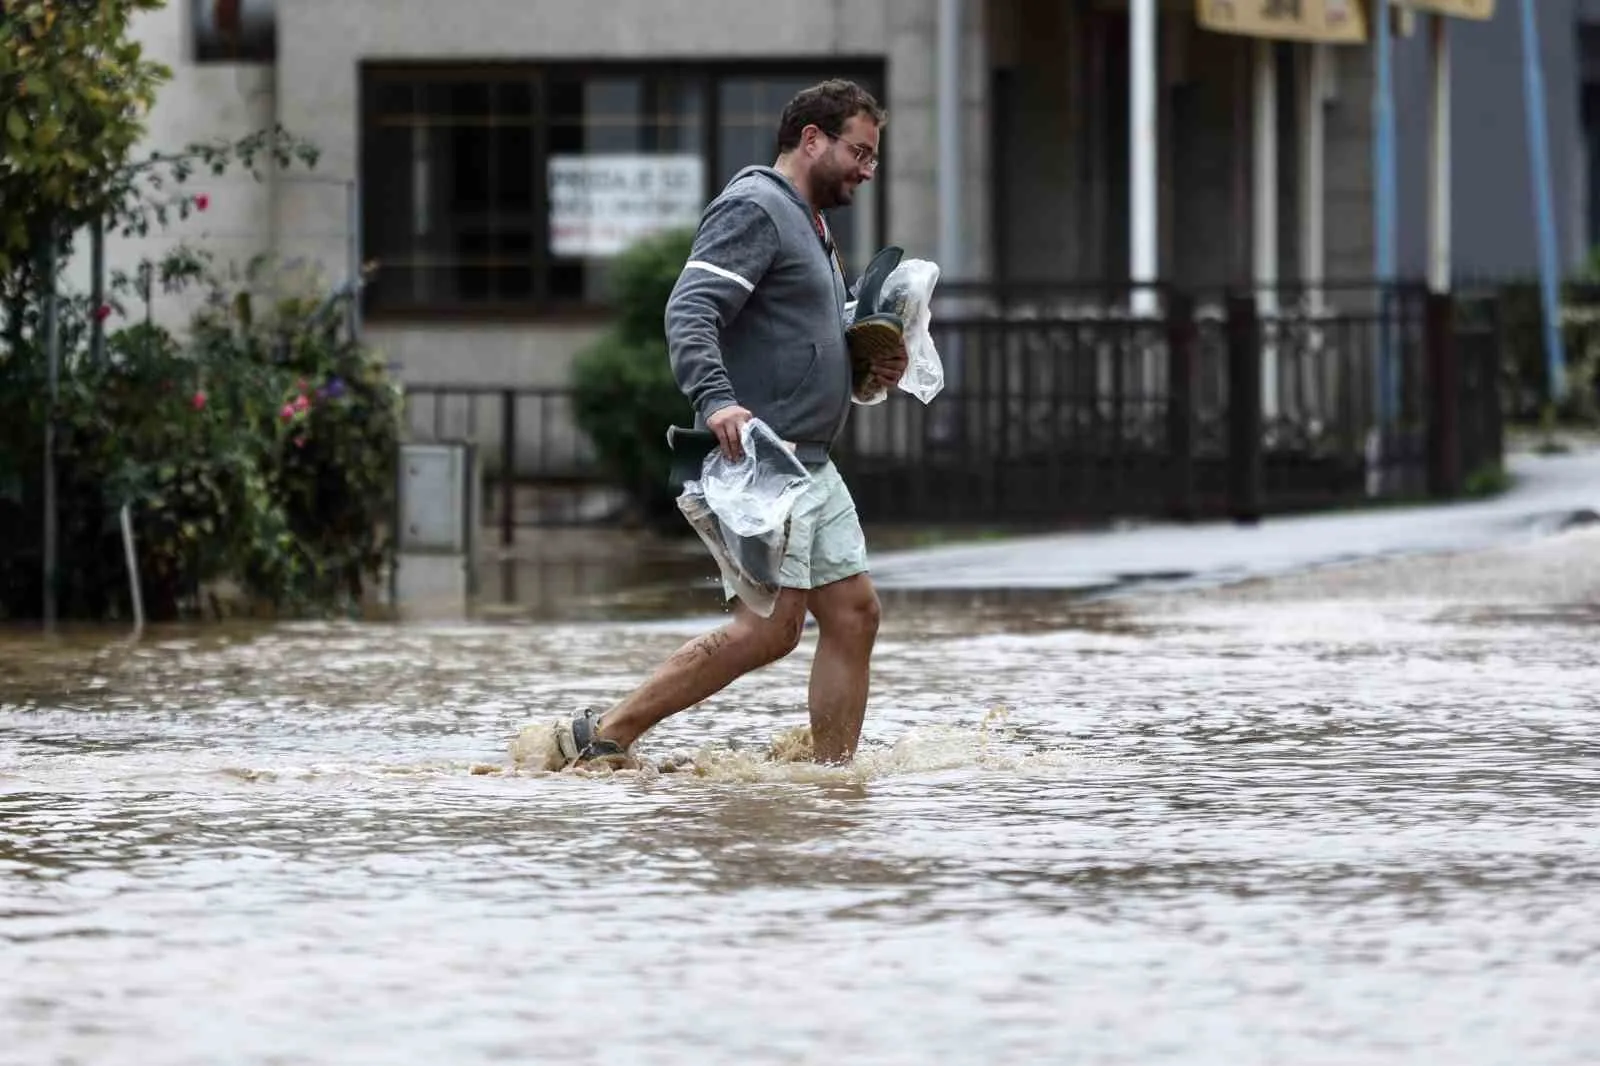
[730,593,807,665]
[845,587,881,642]
[814,575,880,644]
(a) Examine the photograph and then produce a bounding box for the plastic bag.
[676,418,812,618]
[844,258,945,406]
[884,259,945,404]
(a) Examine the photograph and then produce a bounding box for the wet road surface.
[2,527,1598,1065]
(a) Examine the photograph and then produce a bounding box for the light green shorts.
[720,460,870,601]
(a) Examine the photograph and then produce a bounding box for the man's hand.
[707,404,754,461]
[871,340,910,390]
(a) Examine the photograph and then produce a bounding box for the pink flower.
[294,437,306,449]
[192,391,207,411]
[194,193,210,212]
[279,403,295,420]
[293,394,309,412]
[92,304,111,322]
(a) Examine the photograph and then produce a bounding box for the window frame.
[358,58,889,323]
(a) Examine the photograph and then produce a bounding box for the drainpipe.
[1428,15,1451,295]
[937,0,963,285]
[936,0,965,415]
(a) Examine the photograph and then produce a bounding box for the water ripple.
[2,558,1599,1064]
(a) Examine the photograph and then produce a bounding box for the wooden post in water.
[1426,291,1463,497]
[500,391,516,549]
[1165,290,1197,521]
[42,229,60,630]
[1226,292,1263,524]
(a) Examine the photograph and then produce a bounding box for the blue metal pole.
[1517,0,1569,407]
[1373,0,1399,427]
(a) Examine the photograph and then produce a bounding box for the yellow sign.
[1196,1,1369,43]
[1394,0,1495,19]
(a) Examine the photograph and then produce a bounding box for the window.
[361,63,887,318]
[191,0,275,63]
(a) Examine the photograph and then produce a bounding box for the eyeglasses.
[827,133,879,173]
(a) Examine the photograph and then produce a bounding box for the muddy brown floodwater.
[3,529,1598,1065]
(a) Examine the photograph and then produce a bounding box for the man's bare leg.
[804,573,881,764]
[593,588,810,750]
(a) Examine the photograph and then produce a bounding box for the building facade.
[85,0,1600,393]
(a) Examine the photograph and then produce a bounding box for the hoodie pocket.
[776,341,821,404]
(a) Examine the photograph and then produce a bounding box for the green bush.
[1486,278,1600,425]
[0,250,401,622]
[0,2,359,621]
[569,228,695,528]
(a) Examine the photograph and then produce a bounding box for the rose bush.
[0,249,400,622]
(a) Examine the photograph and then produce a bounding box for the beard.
[815,164,859,210]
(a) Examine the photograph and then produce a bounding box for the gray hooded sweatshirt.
[664,165,852,466]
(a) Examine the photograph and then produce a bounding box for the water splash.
[505,705,1128,784]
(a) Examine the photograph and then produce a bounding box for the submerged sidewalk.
[865,443,1600,598]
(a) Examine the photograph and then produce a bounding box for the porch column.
[1299,44,1328,312]
[1130,0,1158,315]
[1298,42,1330,420]
[1373,0,1399,441]
[1254,37,1279,417]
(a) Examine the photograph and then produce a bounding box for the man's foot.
[554,709,637,770]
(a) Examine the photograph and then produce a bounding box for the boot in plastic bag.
[668,419,812,618]
[843,250,945,406]
[844,245,906,406]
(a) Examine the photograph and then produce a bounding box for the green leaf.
[5,109,26,143]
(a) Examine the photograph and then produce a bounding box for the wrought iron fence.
[399,385,615,537]
[400,281,1506,535]
[834,283,1492,524]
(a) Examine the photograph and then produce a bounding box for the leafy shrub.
[569,228,695,528]
[1478,278,1600,425]
[0,250,400,622]
[0,1,361,622]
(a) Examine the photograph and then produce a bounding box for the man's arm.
[664,197,781,424]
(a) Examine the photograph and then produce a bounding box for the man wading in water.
[553,79,908,769]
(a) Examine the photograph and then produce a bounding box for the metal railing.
[400,385,611,540]
[399,281,1506,532]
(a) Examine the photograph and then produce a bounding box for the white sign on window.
[548,153,706,258]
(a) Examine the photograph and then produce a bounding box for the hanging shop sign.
[1195,0,1369,43]
[1393,0,1495,19]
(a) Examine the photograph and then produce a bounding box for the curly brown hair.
[775,79,887,153]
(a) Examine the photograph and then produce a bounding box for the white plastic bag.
[884,259,945,404]
[843,258,945,406]
[676,418,812,618]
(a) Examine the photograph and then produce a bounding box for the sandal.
[553,709,635,769]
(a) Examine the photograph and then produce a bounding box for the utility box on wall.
[394,442,481,615]
[398,442,477,554]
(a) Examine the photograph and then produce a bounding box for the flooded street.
[3,524,1599,1065]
